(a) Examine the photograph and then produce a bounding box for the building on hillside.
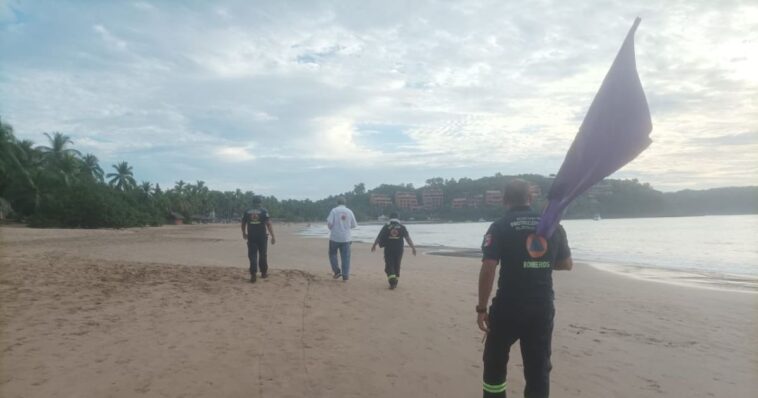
[467,194,484,208]
[370,193,393,207]
[587,182,613,199]
[421,187,444,210]
[394,192,419,209]
[451,198,468,209]
[485,190,503,206]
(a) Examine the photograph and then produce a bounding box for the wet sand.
[1,224,756,397]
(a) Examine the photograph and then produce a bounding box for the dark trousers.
[483,301,555,398]
[384,247,403,279]
[247,235,268,275]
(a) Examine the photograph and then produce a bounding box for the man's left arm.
[552,225,573,271]
[404,228,417,256]
[266,221,276,244]
[350,211,358,229]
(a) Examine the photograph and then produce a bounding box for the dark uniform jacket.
[377,220,409,251]
[242,208,270,238]
[481,206,571,304]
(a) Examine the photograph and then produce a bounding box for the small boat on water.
[593,214,602,221]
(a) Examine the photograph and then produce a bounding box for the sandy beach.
[1,223,756,397]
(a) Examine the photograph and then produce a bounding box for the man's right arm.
[371,226,386,252]
[477,259,498,333]
[240,214,247,240]
[477,224,501,333]
[326,209,334,229]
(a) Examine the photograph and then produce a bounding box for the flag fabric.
[535,17,653,238]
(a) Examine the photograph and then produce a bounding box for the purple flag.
[536,17,652,238]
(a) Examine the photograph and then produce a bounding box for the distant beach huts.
[168,212,184,225]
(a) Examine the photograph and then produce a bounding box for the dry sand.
[1,223,756,397]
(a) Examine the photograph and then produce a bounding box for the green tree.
[0,119,30,189]
[139,181,152,196]
[55,152,83,187]
[38,132,81,163]
[107,161,137,191]
[82,153,104,182]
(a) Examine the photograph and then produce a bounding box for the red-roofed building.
[369,193,392,207]
[394,192,419,209]
[451,198,467,209]
[467,194,484,208]
[422,187,444,210]
[485,190,503,206]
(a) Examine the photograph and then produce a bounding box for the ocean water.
[300,215,758,279]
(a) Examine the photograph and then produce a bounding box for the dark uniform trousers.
[247,235,268,275]
[384,247,403,278]
[483,301,555,398]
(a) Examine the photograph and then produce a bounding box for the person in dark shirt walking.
[241,196,276,283]
[371,212,416,289]
[477,179,573,398]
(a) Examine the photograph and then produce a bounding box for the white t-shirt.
[326,205,358,242]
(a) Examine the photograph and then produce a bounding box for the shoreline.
[298,227,758,294]
[423,247,758,294]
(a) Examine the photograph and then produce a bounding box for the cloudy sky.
[1,0,756,198]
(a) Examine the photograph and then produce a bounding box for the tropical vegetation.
[1,116,756,228]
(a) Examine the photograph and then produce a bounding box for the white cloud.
[215,146,256,162]
[1,0,756,197]
[93,24,127,50]
[132,2,155,12]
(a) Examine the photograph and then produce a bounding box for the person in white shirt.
[326,196,358,280]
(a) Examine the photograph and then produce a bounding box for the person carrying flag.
[477,179,572,397]
[371,212,416,289]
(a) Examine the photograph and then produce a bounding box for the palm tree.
[0,118,39,212]
[16,139,42,167]
[174,180,186,193]
[0,118,19,177]
[56,153,82,187]
[195,180,210,214]
[106,161,136,191]
[38,132,81,162]
[139,181,152,195]
[0,119,36,191]
[82,154,104,182]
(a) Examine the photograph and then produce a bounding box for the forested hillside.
[2,117,755,227]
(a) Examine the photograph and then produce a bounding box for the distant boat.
[593,214,602,221]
